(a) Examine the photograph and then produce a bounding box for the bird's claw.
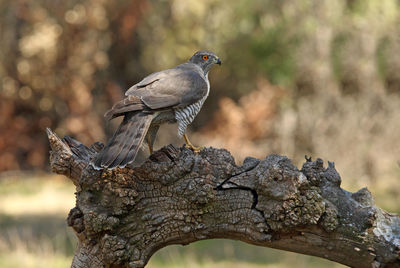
[183,133,203,153]
[184,143,203,153]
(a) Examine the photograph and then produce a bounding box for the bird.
[91,50,221,170]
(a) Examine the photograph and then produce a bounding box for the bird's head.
[189,50,221,74]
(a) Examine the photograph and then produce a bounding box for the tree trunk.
[46,128,400,268]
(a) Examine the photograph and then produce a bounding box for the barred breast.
[175,94,208,137]
[175,73,210,137]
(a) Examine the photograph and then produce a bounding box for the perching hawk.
[92,51,221,169]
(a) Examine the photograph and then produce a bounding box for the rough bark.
[46,128,400,268]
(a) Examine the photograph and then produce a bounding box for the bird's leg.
[183,133,203,153]
[147,136,153,154]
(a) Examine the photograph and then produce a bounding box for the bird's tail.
[91,112,153,169]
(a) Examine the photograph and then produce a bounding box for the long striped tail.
[91,112,153,169]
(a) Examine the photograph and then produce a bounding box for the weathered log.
[46,128,400,268]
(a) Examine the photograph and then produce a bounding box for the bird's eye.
[202,55,208,61]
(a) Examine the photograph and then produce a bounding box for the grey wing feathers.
[126,65,208,108]
[104,95,145,121]
[140,95,180,110]
[125,68,174,95]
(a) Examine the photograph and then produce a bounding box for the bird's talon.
[193,146,204,153]
[183,133,203,153]
[184,143,203,153]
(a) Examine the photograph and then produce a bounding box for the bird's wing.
[104,95,145,120]
[125,69,172,94]
[106,64,208,120]
[125,65,192,95]
[137,69,208,109]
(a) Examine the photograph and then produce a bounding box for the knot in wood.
[255,155,308,200]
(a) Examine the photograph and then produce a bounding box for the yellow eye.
[202,55,208,61]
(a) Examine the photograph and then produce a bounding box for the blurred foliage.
[1,0,400,210]
[0,0,147,170]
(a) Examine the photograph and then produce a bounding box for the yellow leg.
[183,133,203,153]
[147,136,153,154]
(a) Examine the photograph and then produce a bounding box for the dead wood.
[46,128,400,268]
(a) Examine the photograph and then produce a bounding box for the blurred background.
[1,0,399,267]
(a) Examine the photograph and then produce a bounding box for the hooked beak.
[216,58,222,65]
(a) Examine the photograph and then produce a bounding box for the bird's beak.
[216,58,222,65]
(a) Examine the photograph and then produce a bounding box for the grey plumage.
[91,50,221,170]
[92,112,154,169]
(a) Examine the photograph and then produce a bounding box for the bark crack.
[217,181,264,217]
[215,159,260,190]
[215,177,269,235]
